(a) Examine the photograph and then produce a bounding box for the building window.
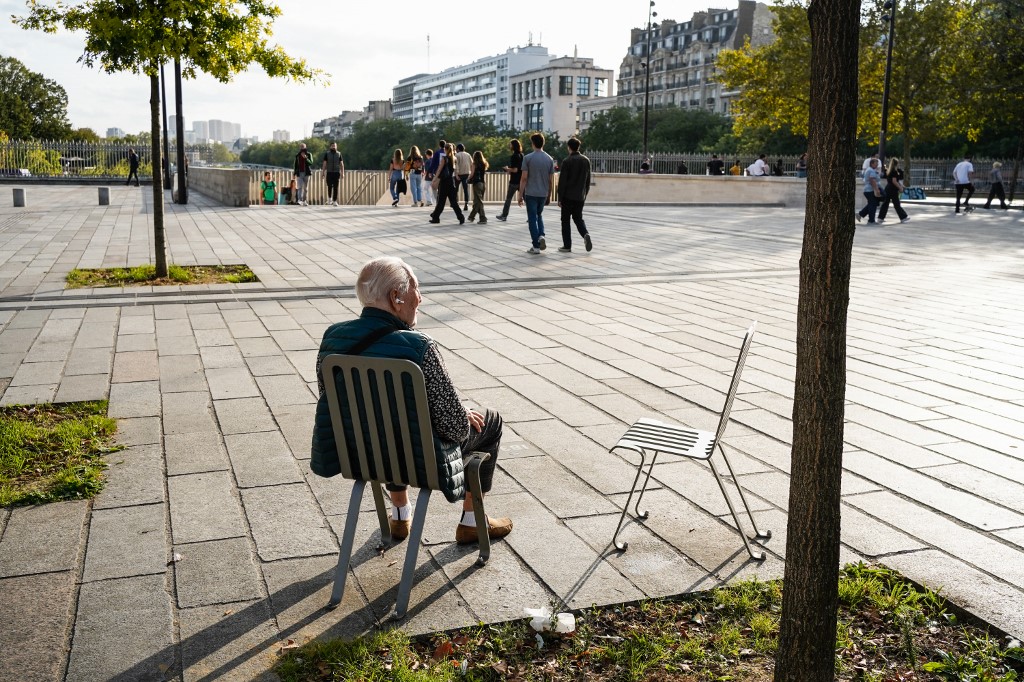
[546,76,552,98]
[559,75,573,95]
[525,103,543,130]
[594,78,607,97]
[577,76,590,96]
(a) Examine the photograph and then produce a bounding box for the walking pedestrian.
[423,148,436,207]
[556,137,593,253]
[796,152,808,178]
[388,149,405,207]
[467,151,488,224]
[407,146,424,207]
[455,143,473,210]
[495,139,523,221]
[126,148,140,186]
[321,142,345,206]
[293,143,313,205]
[428,143,465,225]
[856,158,883,223]
[983,162,1009,209]
[517,133,555,255]
[953,154,975,214]
[878,157,910,224]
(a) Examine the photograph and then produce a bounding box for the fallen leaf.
[280,639,300,652]
[491,661,508,674]
[432,641,455,660]
[387,560,398,567]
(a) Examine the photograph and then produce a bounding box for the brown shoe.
[455,517,513,545]
[389,518,411,542]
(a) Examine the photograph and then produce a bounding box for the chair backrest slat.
[321,355,442,490]
[711,322,757,448]
[377,369,404,485]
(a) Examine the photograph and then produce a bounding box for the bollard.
[13,188,26,207]
[98,187,110,205]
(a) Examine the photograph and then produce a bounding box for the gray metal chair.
[609,322,771,560]
[320,355,490,619]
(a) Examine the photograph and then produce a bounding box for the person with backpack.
[428,143,465,225]
[259,171,277,206]
[467,151,489,224]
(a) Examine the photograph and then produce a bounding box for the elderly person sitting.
[310,256,513,545]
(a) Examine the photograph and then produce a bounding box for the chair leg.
[708,458,767,561]
[717,443,772,541]
[371,482,390,548]
[465,452,491,566]
[394,488,431,620]
[327,480,365,610]
[611,447,647,552]
[633,451,659,520]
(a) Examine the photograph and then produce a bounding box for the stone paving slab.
[0,571,77,682]
[2,191,1024,680]
[0,501,87,577]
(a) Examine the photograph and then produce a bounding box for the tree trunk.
[149,70,168,277]
[773,0,860,679]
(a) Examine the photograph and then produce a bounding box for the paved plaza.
[1,185,1023,681]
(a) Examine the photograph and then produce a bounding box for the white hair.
[356,257,415,307]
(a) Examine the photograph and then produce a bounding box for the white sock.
[460,511,483,527]
[392,504,411,521]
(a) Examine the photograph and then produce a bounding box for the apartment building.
[509,56,613,138]
[393,45,552,129]
[617,0,774,116]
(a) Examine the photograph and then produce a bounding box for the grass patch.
[0,401,121,507]
[275,564,1024,681]
[65,264,258,288]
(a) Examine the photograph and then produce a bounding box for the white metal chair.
[320,355,490,619]
[609,322,771,560]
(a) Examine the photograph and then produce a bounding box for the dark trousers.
[955,183,974,211]
[387,409,502,494]
[459,174,470,205]
[858,192,880,222]
[560,199,588,248]
[326,171,341,202]
[985,182,1006,208]
[468,182,486,223]
[126,168,139,185]
[878,188,907,221]
[430,179,465,222]
[499,183,519,218]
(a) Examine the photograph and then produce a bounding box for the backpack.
[261,180,276,202]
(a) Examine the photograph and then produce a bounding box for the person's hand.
[544,197,550,206]
[466,408,485,432]
[517,197,524,206]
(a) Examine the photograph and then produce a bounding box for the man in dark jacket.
[293,143,313,205]
[311,257,513,545]
[127,148,140,186]
[556,137,593,253]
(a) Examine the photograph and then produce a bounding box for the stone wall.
[585,173,807,208]
[187,168,251,207]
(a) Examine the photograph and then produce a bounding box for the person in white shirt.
[862,153,879,171]
[952,155,975,214]
[747,154,768,176]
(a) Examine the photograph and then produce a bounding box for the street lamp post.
[878,0,896,162]
[642,0,658,161]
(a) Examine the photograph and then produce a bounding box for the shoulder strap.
[346,323,400,356]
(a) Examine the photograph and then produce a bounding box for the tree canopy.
[0,55,73,139]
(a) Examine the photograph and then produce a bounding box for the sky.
[2,0,716,141]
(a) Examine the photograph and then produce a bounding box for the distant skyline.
[1,0,726,142]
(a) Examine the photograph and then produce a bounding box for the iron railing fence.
[0,140,230,179]
[584,151,1019,192]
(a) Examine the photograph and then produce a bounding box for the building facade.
[272,130,291,142]
[509,56,613,138]
[393,45,553,130]
[617,0,774,116]
[576,96,618,135]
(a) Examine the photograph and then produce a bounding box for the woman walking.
[388,149,405,207]
[984,162,1009,209]
[495,139,523,221]
[428,143,465,224]
[407,146,424,207]
[878,157,910,224]
[796,152,808,178]
[467,151,489,224]
[423,149,436,207]
[856,158,883,223]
